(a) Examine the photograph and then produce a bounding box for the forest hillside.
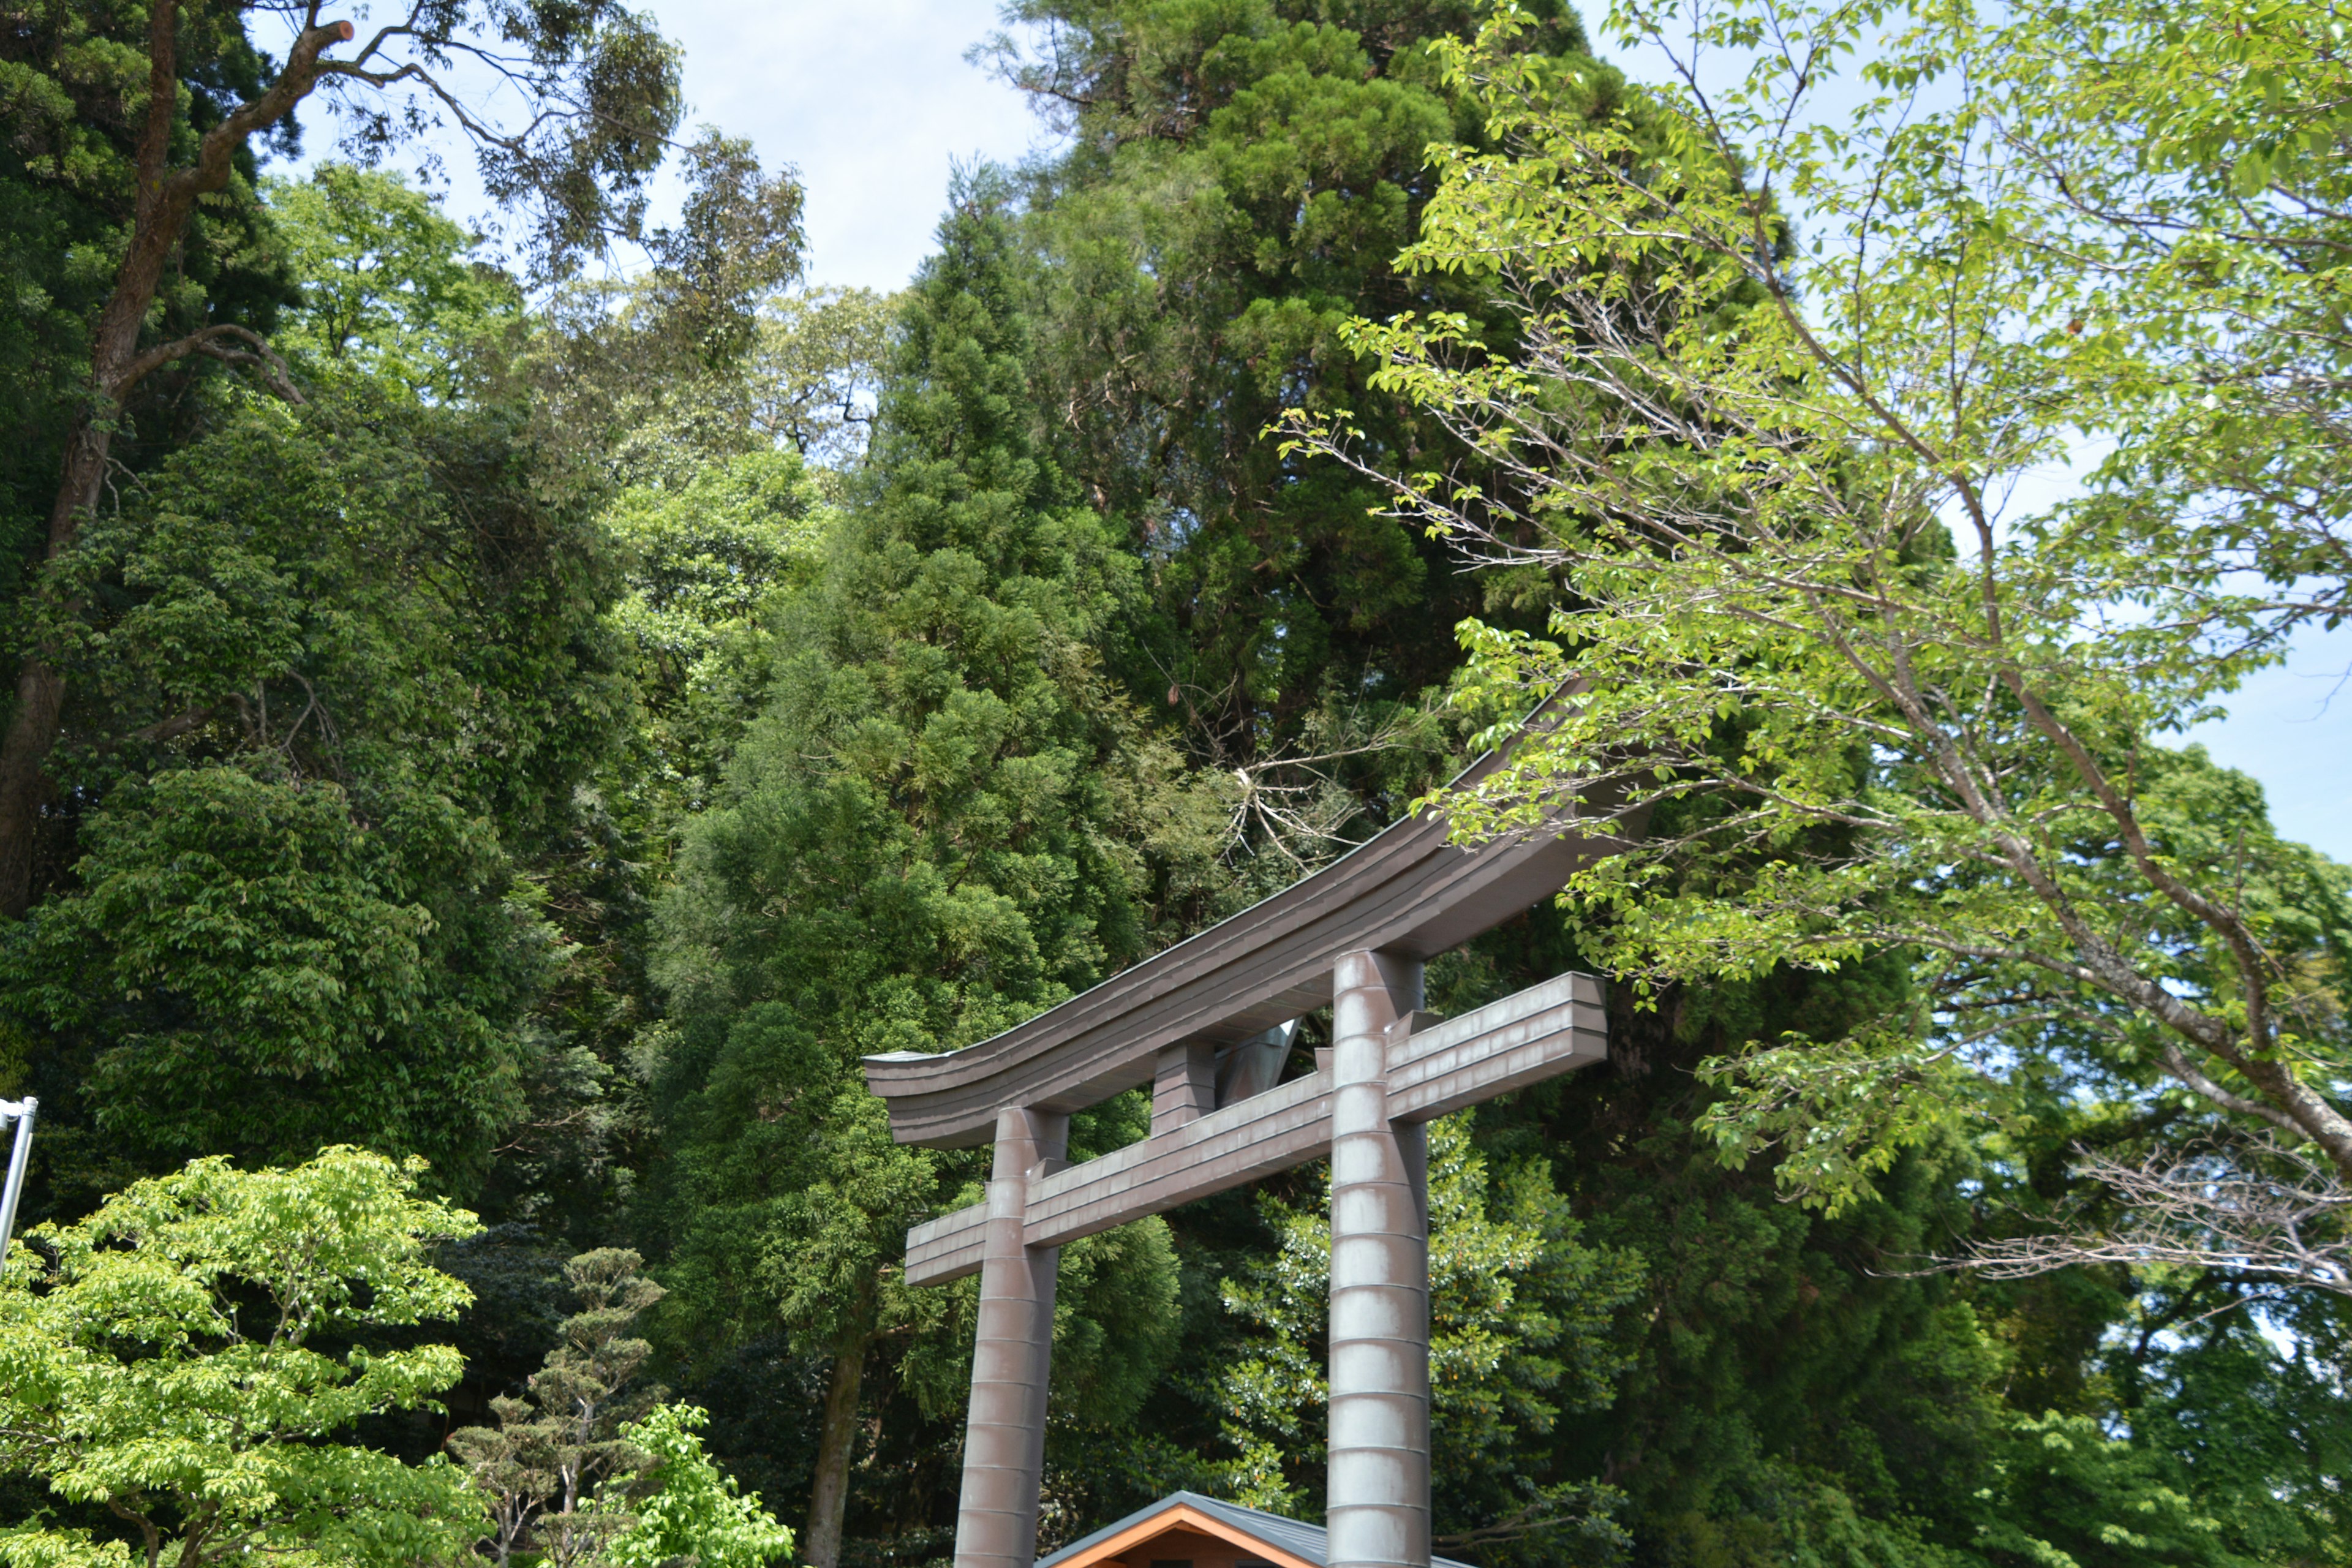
[1,1,2346,1566]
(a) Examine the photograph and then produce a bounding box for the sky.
[328,0,2350,862]
[356,0,1057,293]
[628,0,1054,289]
[2183,626,2352,862]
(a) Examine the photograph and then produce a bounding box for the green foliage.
[34,385,629,852]
[603,448,836,848]
[0,368,628,1200]
[1003,0,1593,840]
[1453,924,2348,1567]
[450,1248,669,1568]
[518,137,806,502]
[0,1148,483,1568]
[326,2,688,284]
[0,167,682,1226]
[2120,1301,2352,1562]
[1216,1115,1643,1562]
[266,164,522,401]
[1283,0,2352,1229]
[745,286,899,472]
[633,132,807,369]
[0,765,543,1192]
[644,173,1221,1550]
[595,1403,794,1568]
[1558,1118,2010,1562]
[0,0,290,583]
[648,174,1219,1267]
[1,5,2343,1565]
[1973,1412,2241,1568]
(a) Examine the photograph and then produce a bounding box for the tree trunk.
[0,0,349,917]
[0,416,108,918]
[803,1343,867,1568]
[0,657,67,918]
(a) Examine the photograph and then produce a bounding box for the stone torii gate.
[862,746,1628,1568]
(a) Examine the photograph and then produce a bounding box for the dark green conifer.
[1003,0,1596,849]
[644,172,1212,1567]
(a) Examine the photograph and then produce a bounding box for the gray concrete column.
[954,1106,1068,1568]
[1327,949,1430,1568]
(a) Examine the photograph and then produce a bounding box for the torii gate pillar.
[957,1107,1069,1568]
[1328,950,1430,1568]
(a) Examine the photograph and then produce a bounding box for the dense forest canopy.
[1,0,2346,1566]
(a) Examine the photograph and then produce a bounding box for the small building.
[1036,1493,1477,1568]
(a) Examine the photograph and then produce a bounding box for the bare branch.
[1934,1140,2352,1294]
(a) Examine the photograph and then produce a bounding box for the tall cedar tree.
[1001,0,1592,843]
[645,174,1202,1568]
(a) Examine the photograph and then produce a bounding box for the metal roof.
[1035,1492,1477,1568]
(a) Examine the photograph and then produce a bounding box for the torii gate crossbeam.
[900,970,1604,1284]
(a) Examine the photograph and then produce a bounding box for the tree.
[448,1248,668,1568]
[602,449,837,856]
[595,1404,795,1568]
[0,356,623,1204]
[0,762,551,1202]
[0,149,805,1220]
[996,0,1599,863]
[0,0,810,921]
[744,287,899,473]
[520,135,807,505]
[646,174,1221,1567]
[1284,0,2352,1270]
[0,1147,483,1568]
[265,163,521,401]
[0,0,707,917]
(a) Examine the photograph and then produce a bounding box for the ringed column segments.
[863,724,1634,1568]
[1327,950,1432,1568]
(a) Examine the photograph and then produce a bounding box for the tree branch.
[115,326,306,405]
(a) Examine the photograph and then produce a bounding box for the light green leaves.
[1694,1030,1975,1216]
[1283,0,2352,1219]
[595,1404,794,1568]
[265,164,522,402]
[0,1148,483,1568]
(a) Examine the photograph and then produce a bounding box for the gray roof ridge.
[1032,1491,1324,1568]
[1033,1491,1476,1568]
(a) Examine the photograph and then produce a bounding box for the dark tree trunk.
[0,657,68,918]
[802,1343,867,1568]
[0,418,108,917]
[0,2,349,915]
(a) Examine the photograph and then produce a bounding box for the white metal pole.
[0,1097,36,1259]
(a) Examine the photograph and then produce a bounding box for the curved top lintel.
[861,710,1626,1147]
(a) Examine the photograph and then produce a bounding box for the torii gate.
[863,743,1629,1568]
